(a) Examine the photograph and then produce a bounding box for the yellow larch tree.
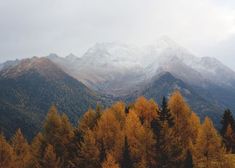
[78,108,100,135]
[77,129,100,168]
[42,106,74,167]
[0,133,15,168]
[102,153,120,168]
[42,144,61,168]
[30,132,44,168]
[95,109,124,162]
[133,97,158,124]
[125,110,156,168]
[110,101,126,128]
[189,112,201,144]
[11,129,31,168]
[193,117,229,168]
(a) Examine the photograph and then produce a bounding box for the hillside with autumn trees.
[1,91,235,168]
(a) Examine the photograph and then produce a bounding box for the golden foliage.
[193,117,227,168]
[0,133,15,168]
[78,129,100,168]
[102,153,120,168]
[42,144,61,168]
[11,129,31,168]
[2,91,235,168]
[95,109,124,161]
[133,97,158,123]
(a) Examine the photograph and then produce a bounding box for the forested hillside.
[1,91,235,168]
[0,57,108,139]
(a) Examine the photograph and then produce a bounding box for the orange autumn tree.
[193,117,230,167]
[102,154,120,168]
[125,110,156,168]
[77,129,100,168]
[2,90,235,168]
[42,105,74,167]
[168,90,194,163]
[133,97,158,124]
[42,144,61,168]
[0,133,15,168]
[95,108,124,162]
[11,129,31,168]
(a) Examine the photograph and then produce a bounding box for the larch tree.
[11,129,31,168]
[78,108,100,135]
[189,112,201,144]
[43,105,62,144]
[133,97,158,124]
[0,133,15,168]
[193,117,228,168]
[42,106,74,167]
[30,132,45,168]
[95,109,124,162]
[42,144,61,168]
[141,123,157,168]
[102,153,120,168]
[125,110,145,166]
[125,110,156,168]
[77,129,100,168]
[168,90,193,163]
[110,101,126,128]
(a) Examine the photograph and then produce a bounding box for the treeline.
[1,91,235,168]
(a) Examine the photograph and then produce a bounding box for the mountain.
[47,37,235,125]
[49,37,235,96]
[0,57,107,139]
[0,59,20,71]
[124,72,222,126]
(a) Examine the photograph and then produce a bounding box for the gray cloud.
[1,0,235,69]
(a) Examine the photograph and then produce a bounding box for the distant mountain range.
[1,36,235,137]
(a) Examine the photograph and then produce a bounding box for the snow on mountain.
[47,36,235,96]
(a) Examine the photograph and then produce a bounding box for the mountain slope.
[124,72,222,127]
[0,57,107,139]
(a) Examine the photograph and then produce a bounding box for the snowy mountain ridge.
[52,37,235,94]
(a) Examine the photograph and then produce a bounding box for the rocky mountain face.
[0,57,107,139]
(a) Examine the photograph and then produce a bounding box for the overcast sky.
[1,0,235,69]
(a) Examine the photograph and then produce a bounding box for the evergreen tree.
[99,141,106,163]
[155,122,182,168]
[184,150,193,168]
[121,137,133,168]
[224,124,235,153]
[159,96,174,127]
[221,109,235,136]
